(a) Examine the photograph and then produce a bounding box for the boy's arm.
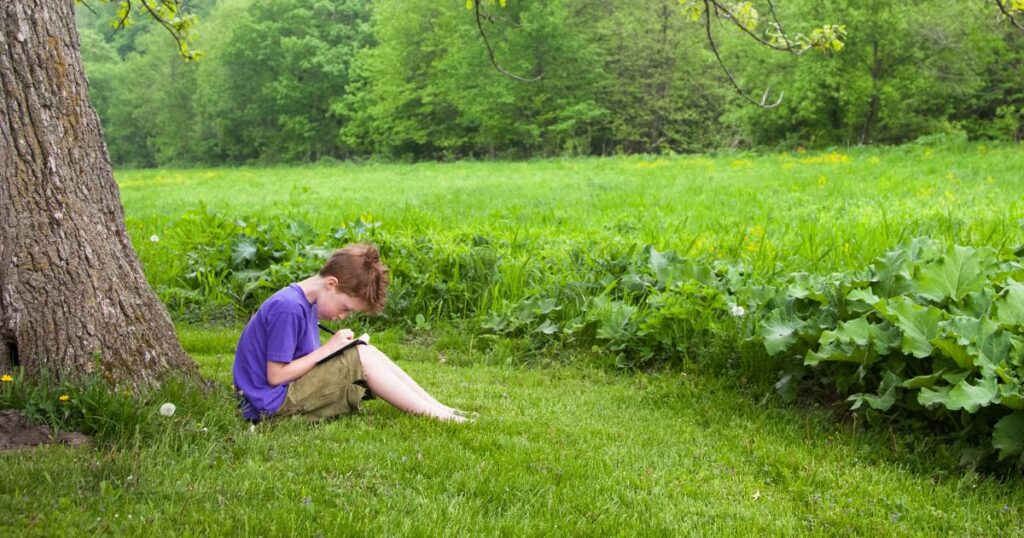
[266,330,354,386]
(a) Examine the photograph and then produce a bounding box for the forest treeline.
[77,0,1024,167]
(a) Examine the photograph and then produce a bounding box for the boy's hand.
[326,329,355,352]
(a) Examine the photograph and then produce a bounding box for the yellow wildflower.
[800,151,850,165]
[59,394,70,402]
[1,374,12,382]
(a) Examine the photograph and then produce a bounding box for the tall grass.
[123,144,1023,288]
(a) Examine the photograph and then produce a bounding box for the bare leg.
[361,345,453,412]
[357,346,462,422]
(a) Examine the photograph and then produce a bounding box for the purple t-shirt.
[233,284,319,419]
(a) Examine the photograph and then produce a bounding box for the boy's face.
[320,279,370,320]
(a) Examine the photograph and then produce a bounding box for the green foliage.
[725,0,1024,147]
[77,1,1024,164]
[754,238,1024,466]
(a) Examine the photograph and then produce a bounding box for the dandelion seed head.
[159,402,176,417]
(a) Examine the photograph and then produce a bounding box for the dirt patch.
[0,410,89,451]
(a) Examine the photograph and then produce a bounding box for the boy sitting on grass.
[233,243,473,423]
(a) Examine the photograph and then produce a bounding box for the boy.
[233,244,471,422]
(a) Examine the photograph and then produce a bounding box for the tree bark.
[0,0,198,389]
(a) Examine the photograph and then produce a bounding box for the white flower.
[159,402,176,417]
[730,305,746,317]
[149,234,160,242]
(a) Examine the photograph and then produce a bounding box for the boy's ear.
[324,276,339,290]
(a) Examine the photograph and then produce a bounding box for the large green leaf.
[952,288,995,318]
[805,316,898,366]
[994,279,1024,327]
[939,316,1011,371]
[872,238,939,297]
[849,370,899,411]
[992,412,1024,460]
[915,245,989,303]
[929,338,974,369]
[919,377,998,413]
[759,311,805,356]
[918,385,951,408]
[786,273,828,303]
[846,288,881,314]
[874,297,944,358]
[648,247,670,285]
[647,247,713,287]
[998,384,1024,411]
[231,236,259,266]
[903,370,945,389]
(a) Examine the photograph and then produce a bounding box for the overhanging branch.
[472,0,543,82]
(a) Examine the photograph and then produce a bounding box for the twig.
[995,0,1024,31]
[473,0,543,82]
[478,1,521,28]
[138,0,193,59]
[114,0,131,30]
[707,0,804,53]
[703,1,782,109]
[78,0,99,16]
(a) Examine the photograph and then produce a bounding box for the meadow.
[4,143,1024,535]
[122,143,1024,284]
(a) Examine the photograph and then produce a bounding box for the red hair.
[318,244,389,313]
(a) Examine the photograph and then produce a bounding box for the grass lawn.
[2,326,1023,536]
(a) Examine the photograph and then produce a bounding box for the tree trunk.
[0,0,198,389]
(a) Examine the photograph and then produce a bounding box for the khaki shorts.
[276,346,373,421]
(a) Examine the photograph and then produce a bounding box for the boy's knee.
[357,344,381,366]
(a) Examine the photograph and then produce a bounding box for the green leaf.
[846,288,880,305]
[997,384,1024,411]
[918,385,951,408]
[648,247,669,284]
[992,412,1024,460]
[874,297,944,358]
[939,316,1011,371]
[903,370,945,389]
[828,316,873,346]
[827,316,900,353]
[915,245,989,303]
[759,311,805,356]
[977,325,1012,371]
[849,370,899,411]
[922,377,999,413]
[231,237,258,266]
[534,319,559,335]
[786,273,828,303]
[846,288,881,314]
[952,288,995,318]
[994,279,1024,327]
